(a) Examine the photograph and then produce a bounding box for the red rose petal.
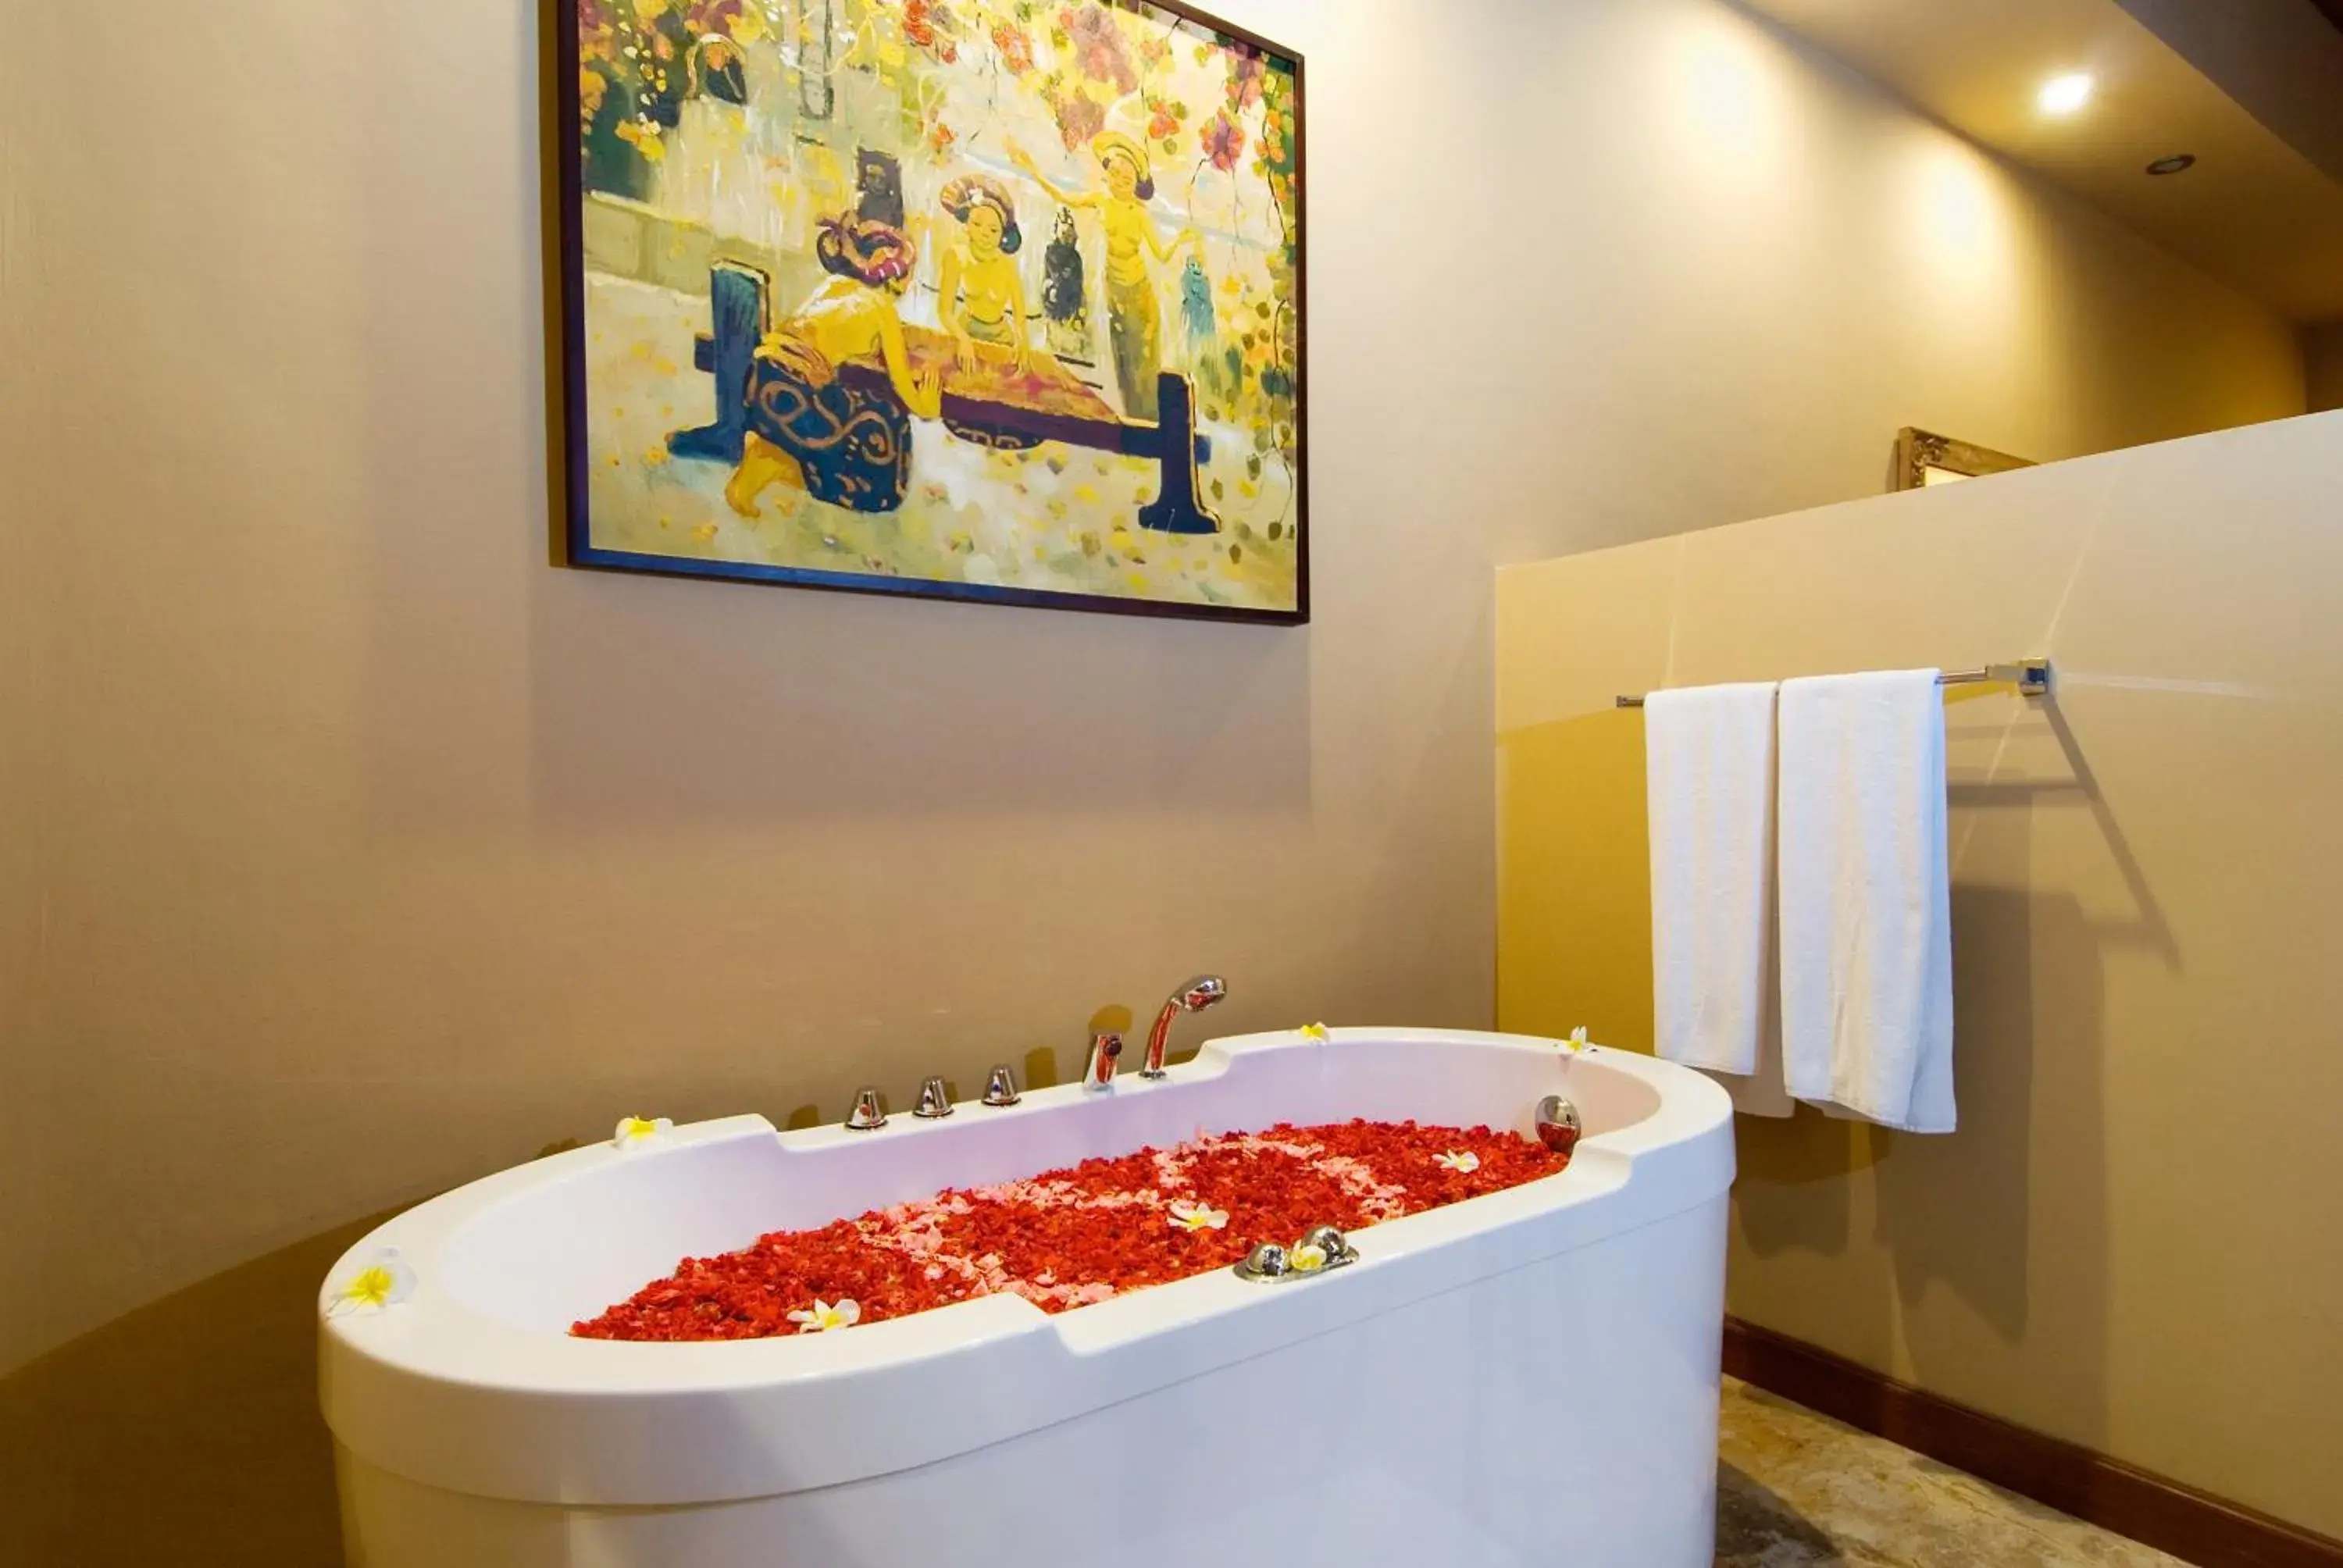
[572,1121,1569,1342]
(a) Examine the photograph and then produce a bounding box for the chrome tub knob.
[980,1064,1022,1107]
[1535,1095,1582,1156]
[1236,1227,1359,1282]
[845,1087,887,1131]
[913,1076,954,1119]
[1293,1225,1357,1270]
[1235,1243,1289,1281]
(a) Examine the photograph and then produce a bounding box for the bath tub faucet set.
[848,974,1229,1128]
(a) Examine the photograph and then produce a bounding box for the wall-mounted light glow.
[1674,16,1791,160]
[1903,141,2021,312]
[2038,72,2094,115]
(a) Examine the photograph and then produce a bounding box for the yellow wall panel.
[1496,409,2343,1541]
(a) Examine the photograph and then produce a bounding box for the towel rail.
[1614,660,2051,709]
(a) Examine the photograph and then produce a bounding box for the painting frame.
[1890,427,2033,492]
[553,0,1309,625]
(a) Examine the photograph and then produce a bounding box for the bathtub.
[319,1028,1735,1567]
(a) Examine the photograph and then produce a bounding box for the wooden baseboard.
[1722,1317,2343,1568]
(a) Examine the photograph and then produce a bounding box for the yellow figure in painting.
[725,216,944,519]
[1008,131,1200,422]
[937,175,1032,374]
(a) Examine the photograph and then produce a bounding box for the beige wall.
[1496,408,2343,1540]
[2309,319,2343,412]
[0,13,61,1396]
[0,0,2309,1559]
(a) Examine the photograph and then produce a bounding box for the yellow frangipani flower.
[1288,1242,1329,1273]
[326,1247,416,1318]
[346,1267,397,1306]
[1299,1022,1329,1042]
[613,1115,674,1151]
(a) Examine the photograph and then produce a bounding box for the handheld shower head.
[1174,975,1228,1014]
[1143,975,1229,1078]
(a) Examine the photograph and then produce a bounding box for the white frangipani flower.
[1434,1149,1480,1173]
[1167,1199,1230,1232]
[789,1298,861,1333]
[326,1247,417,1318]
[1288,1242,1330,1273]
[1561,1027,1589,1053]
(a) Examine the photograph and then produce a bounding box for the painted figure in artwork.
[937,175,1032,374]
[724,216,943,519]
[1008,132,1200,422]
[857,148,908,230]
[1042,206,1092,363]
[1178,253,1223,397]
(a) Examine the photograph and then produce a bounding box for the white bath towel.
[1645,682,1791,1115]
[1735,939,1798,1119]
[1776,670,1956,1133]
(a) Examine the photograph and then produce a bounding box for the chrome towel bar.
[1616,660,2052,709]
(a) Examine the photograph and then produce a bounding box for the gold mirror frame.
[1892,427,2035,491]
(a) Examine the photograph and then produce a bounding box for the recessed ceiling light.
[2145,153,2197,176]
[2038,72,2094,115]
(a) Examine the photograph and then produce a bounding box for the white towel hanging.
[1644,682,1792,1116]
[1775,669,1956,1133]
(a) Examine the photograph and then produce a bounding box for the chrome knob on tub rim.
[1294,1224,1357,1269]
[320,1029,1736,1568]
[1535,1094,1583,1155]
[1235,1223,1360,1282]
[1237,1242,1290,1280]
[980,1064,1022,1107]
[914,1076,954,1119]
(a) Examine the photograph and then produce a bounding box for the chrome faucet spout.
[1080,1029,1125,1091]
[1140,975,1228,1078]
[1080,1004,1136,1092]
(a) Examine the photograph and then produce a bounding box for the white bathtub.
[320,1028,1735,1567]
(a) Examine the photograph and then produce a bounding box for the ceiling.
[1736,0,2343,323]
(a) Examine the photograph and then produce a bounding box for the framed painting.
[1891,427,2033,491]
[558,0,1307,623]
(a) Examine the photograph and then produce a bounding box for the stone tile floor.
[1716,1377,2190,1566]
